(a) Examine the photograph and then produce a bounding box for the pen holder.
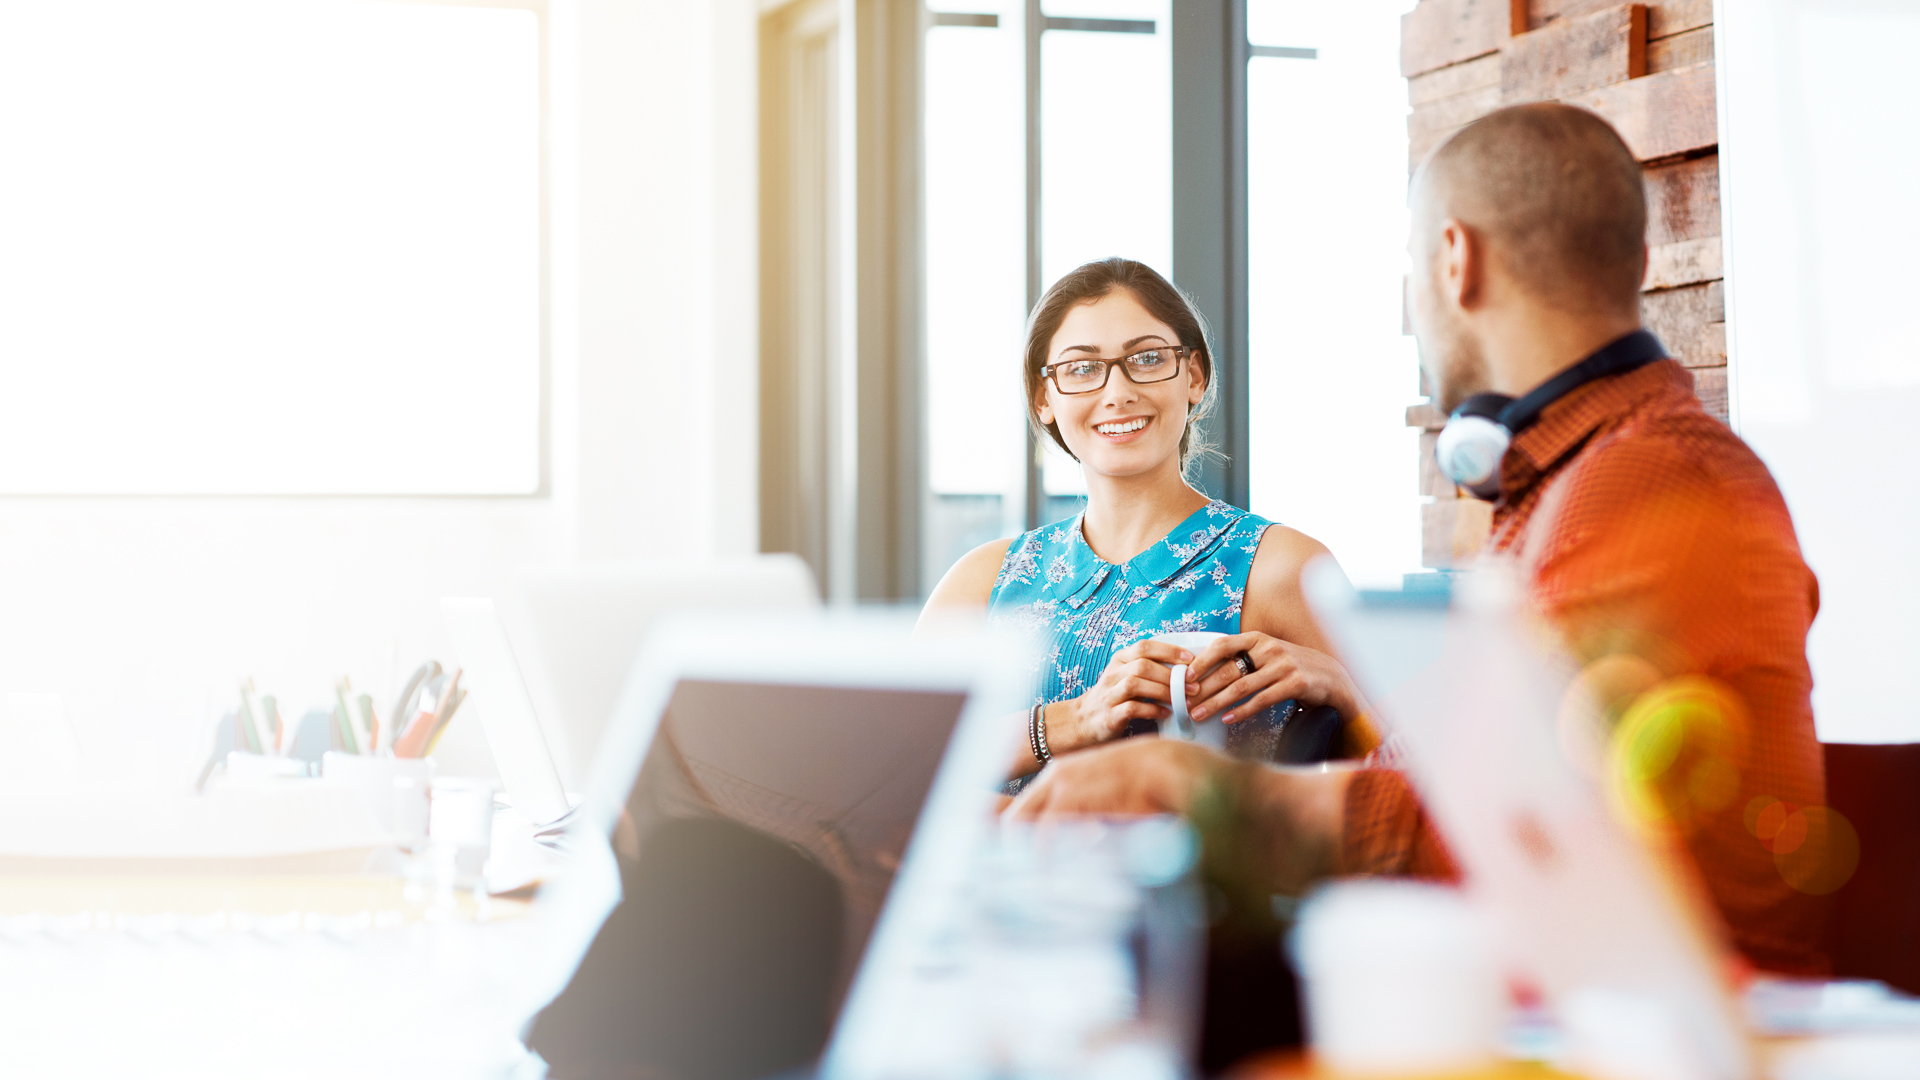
[321,752,434,839]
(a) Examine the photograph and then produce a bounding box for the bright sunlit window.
[1246,0,1422,588]
[0,0,541,495]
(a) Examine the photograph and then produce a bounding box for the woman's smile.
[1093,415,1152,441]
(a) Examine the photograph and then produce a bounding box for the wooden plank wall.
[1403,0,1723,568]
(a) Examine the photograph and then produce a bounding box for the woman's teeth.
[1096,418,1147,436]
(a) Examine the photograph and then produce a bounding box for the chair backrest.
[1823,742,1920,993]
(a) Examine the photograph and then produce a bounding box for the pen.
[334,679,362,755]
[388,661,441,752]
[358,693,380,755]
[423,686,465,757]
[236,680,264,754]
[396,668,460,758]
[260,695,282,755]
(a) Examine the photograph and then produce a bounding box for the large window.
[923,0,1421,590]
[923,2,1171,581]
[0,0,541,495]
[924,2,1028,572]
[1246,0,1421,587]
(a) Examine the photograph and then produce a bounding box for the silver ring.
[1234,652,1255,676]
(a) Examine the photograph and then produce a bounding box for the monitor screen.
[531,679,970,1080]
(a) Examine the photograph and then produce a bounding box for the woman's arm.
[914,537,1014,635]
[1185,525,1382,755]
[915,536,1196,779]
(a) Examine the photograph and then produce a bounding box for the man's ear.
[1439,216,1482,311]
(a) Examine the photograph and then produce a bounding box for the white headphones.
[1435,330,1668,502]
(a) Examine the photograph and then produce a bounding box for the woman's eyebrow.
[1057,334,1171,357]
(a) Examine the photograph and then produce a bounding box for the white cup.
[1151,631,1228,749]
[1291,880,1504,1076]
[321,752,434,837]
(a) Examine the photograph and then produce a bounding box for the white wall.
[0,0,763,786]
[1718,0,1920,743]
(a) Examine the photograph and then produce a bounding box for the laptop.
[524,610,1026,1080]
[1301,559,1753,1080]
[517,556,820,788]
[440,556,819,823]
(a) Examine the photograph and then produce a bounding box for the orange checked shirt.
[1339,357,1829,975]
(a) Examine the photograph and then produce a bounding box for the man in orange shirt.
[1009,103,1829,975]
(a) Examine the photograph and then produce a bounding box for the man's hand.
[1005,736,1359,896]
[1005,737,1227,819]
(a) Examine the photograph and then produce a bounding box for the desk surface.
[0,838,614,1080]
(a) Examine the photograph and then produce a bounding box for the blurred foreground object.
[828,818,1203,1080]
[1291,880,1503,1076]
[1308,564,1751,1080]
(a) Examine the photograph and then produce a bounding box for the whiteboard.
[1717,0,1920,742]
[0,1,541,495]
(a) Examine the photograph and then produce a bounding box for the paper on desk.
[0,781,391,870]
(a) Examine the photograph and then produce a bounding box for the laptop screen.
[531,678,970,1080]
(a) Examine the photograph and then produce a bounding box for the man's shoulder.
[1573,386,1778,502]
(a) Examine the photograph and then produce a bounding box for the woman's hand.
[1049,640,1198,756]
[1183,633,1362,726]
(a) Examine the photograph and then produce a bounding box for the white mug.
[1152,631,1228,749]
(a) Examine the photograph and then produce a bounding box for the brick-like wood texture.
[1563,63,1717,161]
[1648,24,1713,72]
[1528,0,1711,37]
[1403,0,1527,77]
[1409,52,1502,105]
[1422,499,1495,568]
[1645,155,1720,246]
[1642,281,1726,367]
[1500,4,1646,104]
[1404,0,1724,564]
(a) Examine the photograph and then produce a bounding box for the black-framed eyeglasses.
[1039,346,1191,395]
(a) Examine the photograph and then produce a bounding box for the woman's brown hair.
[1022,257,1217,476]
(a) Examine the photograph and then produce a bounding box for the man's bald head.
[1414,103,1646,316]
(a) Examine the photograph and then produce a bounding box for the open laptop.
[517,556,820,788]
[523,611,1026,1080]
[1301,560,1752,1080]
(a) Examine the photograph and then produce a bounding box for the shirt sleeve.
[1337,767,1459,881]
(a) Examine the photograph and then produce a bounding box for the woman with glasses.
[921,258,1372,786]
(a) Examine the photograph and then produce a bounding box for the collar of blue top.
[1057,500,1250,609]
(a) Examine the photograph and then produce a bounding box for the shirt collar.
[1064,500,1245,607]
[1502,356,1694,499]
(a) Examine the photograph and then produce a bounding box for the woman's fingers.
[1118,671,1175,704]
[1125,640,1197,667]
[1219,683,1298,724]
[1190,648,1294,710]
[1186,634,1260,681]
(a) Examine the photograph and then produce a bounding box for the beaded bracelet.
[1028,702,1052,765]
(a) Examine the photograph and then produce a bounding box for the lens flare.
[1772,806,1860,896]
[1605,676,1748,835]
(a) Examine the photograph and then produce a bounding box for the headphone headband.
[1496,329,1668,436]
[1436,329,1669,502]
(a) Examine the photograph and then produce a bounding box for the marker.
[333,679,362,755]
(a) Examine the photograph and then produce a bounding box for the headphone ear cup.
[1435,414,1510,501]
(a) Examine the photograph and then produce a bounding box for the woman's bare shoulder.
[919,537,1016,618]
[1243,523,1340,647]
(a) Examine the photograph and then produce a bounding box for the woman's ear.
[1036,397,1054,426]
[1188,356,1208,405]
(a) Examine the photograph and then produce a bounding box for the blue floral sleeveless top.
[987,500,1292,762]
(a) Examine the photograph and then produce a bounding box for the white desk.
[0,818,614,1079]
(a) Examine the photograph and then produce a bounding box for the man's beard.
[1419,321,1490,414]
